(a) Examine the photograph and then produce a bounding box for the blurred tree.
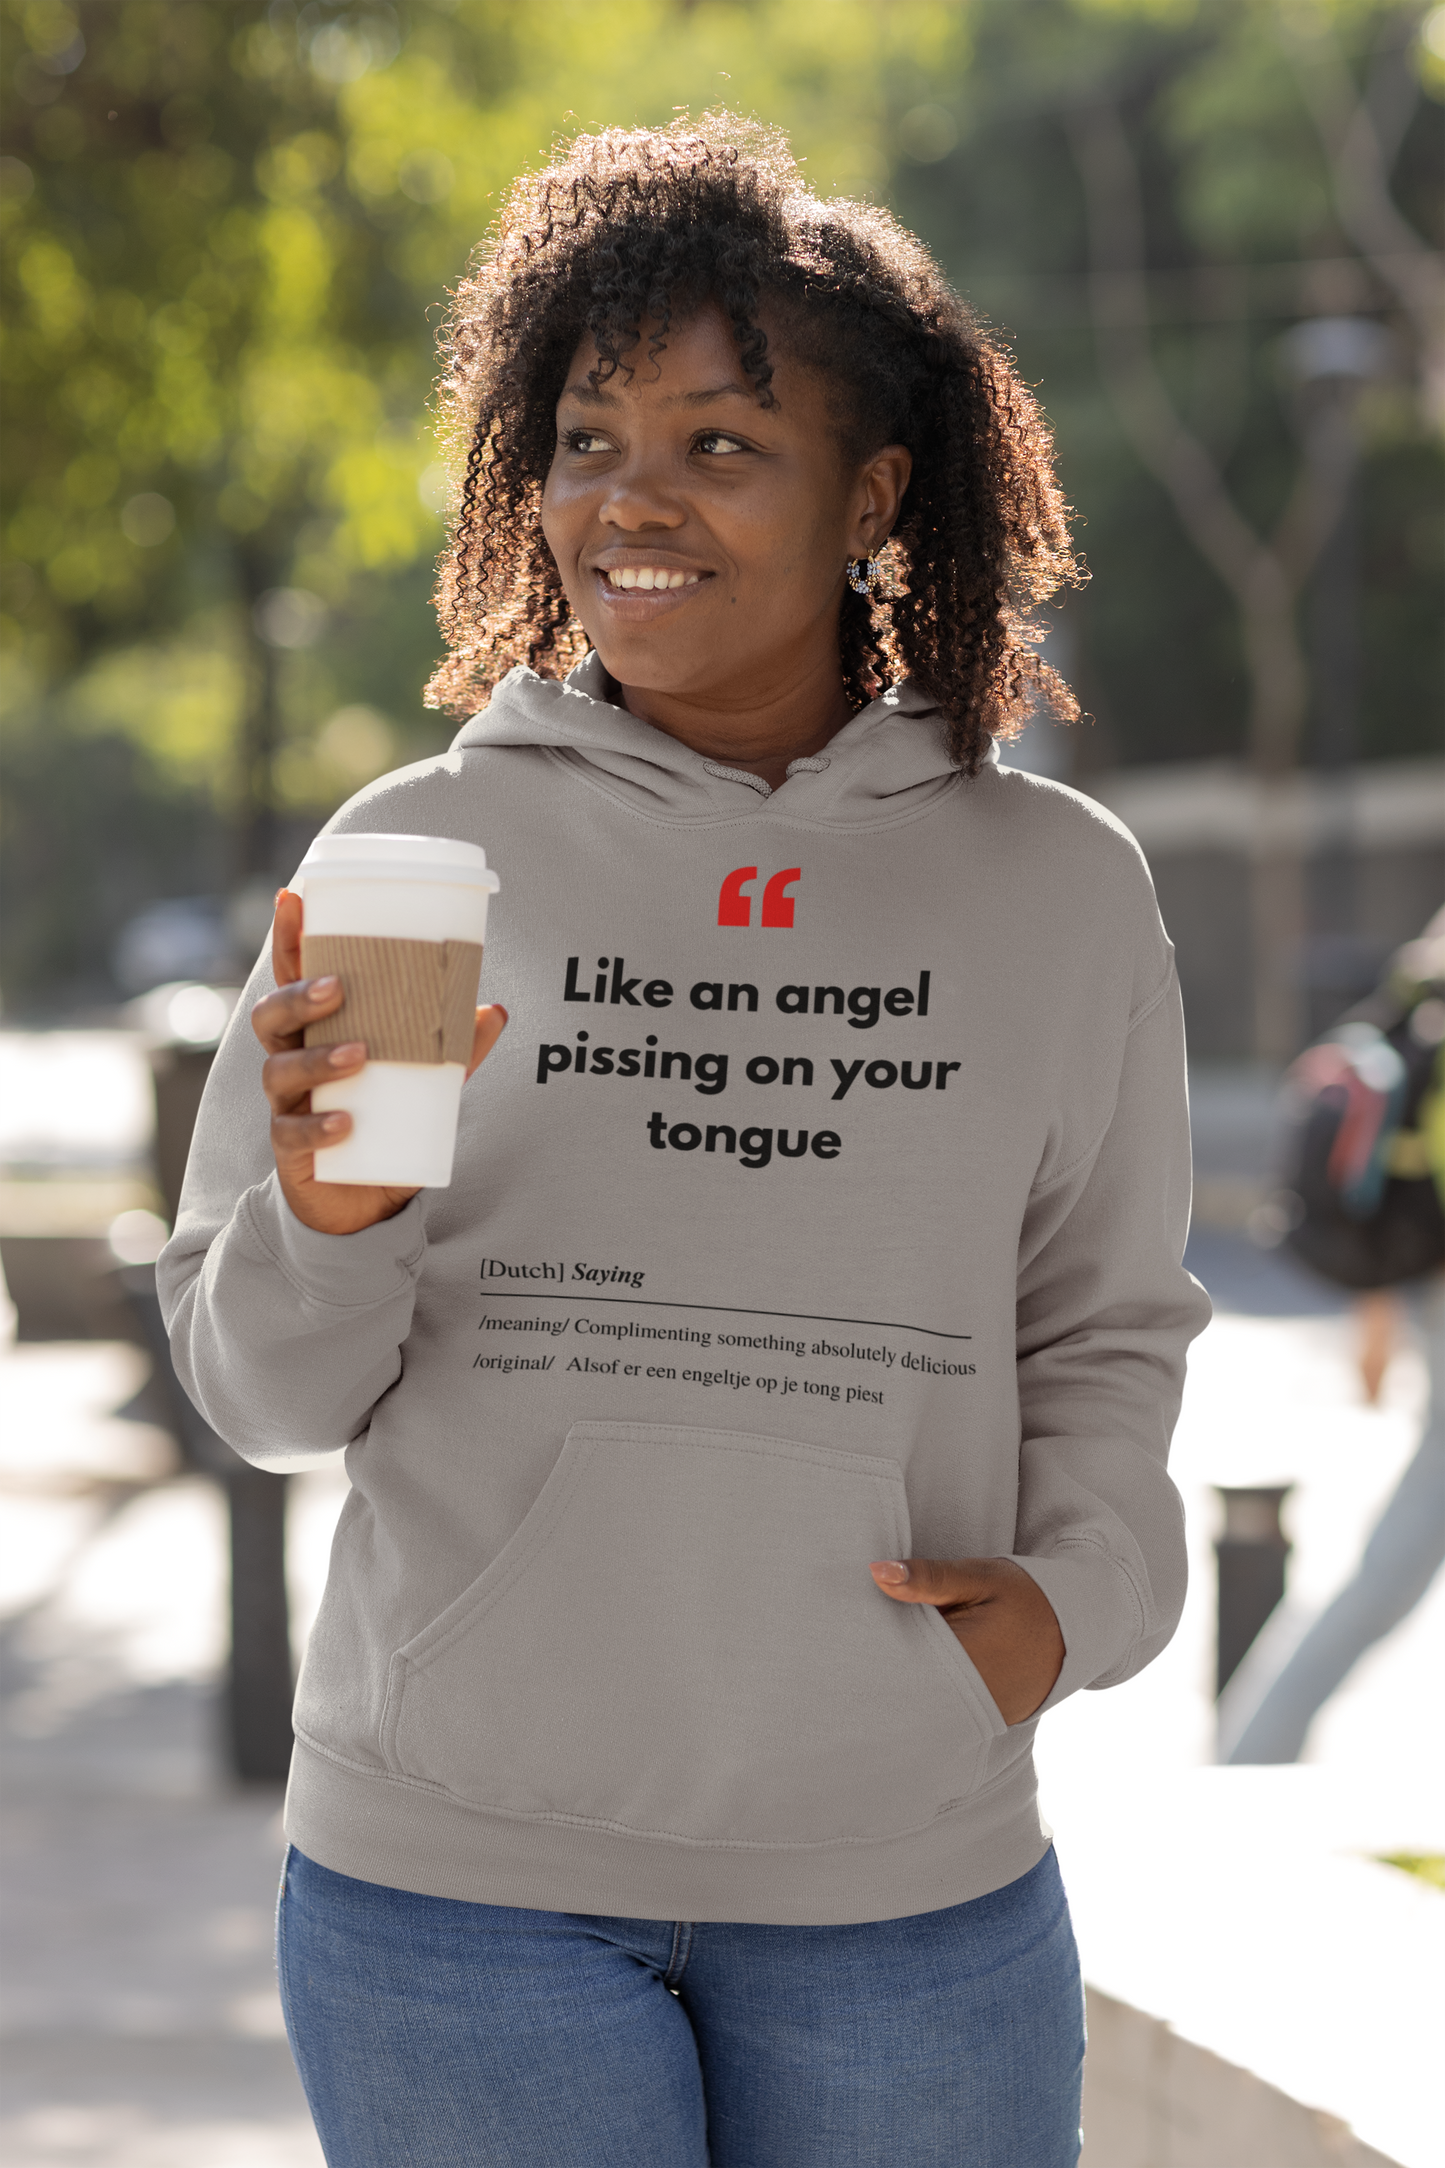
[1,0,510,899]
[1,0,1439,1031]
[890,0,1442,1056]
[0,0,961,1003]
[1064,3,1441,1057]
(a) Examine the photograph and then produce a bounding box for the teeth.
[606,569,700,590]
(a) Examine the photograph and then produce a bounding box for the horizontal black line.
[476,1291,971,1342]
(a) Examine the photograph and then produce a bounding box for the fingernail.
[872,1560,909,1584]
[310,977,339,998]
[321,1113,346,1133]
[329,1042,364,1066]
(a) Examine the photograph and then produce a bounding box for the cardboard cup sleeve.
[301,934,484,1067]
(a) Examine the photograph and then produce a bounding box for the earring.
[846,554,882,596]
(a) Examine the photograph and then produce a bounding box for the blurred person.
[1223,1281,1443,1764]
[1230,906,1445,1769]
[159,119,1209,2168]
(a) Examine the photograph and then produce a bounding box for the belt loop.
[664,1919,694,1988]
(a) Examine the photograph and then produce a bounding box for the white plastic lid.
[298,833,499,890]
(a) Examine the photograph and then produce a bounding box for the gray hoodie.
[160,655,1210,1926]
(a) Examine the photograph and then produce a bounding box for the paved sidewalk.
[1048,1225,1444,2167]
[0,1343,334,2167]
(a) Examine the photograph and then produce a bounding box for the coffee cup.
[295,833,500,1188]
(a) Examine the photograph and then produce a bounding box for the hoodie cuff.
[243,1176,427,1308]
[1009,1547,1144,1711]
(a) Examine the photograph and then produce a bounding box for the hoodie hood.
[449,651,986,828]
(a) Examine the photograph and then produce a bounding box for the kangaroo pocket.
[380,1422,1008,1847]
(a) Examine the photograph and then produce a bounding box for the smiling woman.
[536,305,922,786]
[426,114,1082,781]
[160,109,1210,2168]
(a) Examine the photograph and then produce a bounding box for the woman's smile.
[592,557,711,614]
[600,564,705,591]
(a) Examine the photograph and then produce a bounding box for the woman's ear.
[849,443,912,558]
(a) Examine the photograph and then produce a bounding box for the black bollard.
[149,1045,218,1229]
[226,1462,296,1781]
[120,1263,294,1781]
[1214,1486,1292,1697]
[129,1010,295,1784]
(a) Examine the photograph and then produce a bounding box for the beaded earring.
[846,554,882,596]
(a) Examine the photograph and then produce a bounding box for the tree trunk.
[1066,99,1361,1064]
[234,542,283,883]
[1237,570,1311,1062]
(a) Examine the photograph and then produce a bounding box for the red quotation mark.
[717,867,801,929]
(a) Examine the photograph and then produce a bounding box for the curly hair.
[425,114,1083,773]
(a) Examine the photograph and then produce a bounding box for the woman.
[161,117,1210,2168]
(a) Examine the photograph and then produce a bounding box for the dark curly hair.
[425,114,1083,773]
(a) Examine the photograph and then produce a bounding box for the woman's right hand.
[252,889,507,1236]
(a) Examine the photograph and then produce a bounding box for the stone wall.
[1085,759,1445,1059]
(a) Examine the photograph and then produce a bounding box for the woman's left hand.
[869,1556,1065,1725]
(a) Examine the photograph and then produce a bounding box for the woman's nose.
[597,461,687,531]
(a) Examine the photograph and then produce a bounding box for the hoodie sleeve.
[155,949,428,1469]
[1008,958,1211,1704]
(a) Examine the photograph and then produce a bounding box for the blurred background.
[1,2,1441,2164]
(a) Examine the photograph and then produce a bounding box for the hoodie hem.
[283,1736,1050,1927]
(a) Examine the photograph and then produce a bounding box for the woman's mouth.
[600,566,704,591]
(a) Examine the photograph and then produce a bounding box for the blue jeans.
[277,1844,1084,2167]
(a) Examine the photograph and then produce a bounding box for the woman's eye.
[565,431,612,454]
[693,432,747,457]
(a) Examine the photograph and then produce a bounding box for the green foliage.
[1,0,965,655]
[1,0,1440,1005]
[0,0,972,1000]
[1167,17,1332,254]
[1377,1851,1445,1889]
[3,3,452,640]
[895,0,1442,768]
[0,657,231,1003]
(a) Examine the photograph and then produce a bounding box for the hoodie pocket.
[380,1421,1006,1847]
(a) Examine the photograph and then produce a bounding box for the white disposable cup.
[297,833,500,1189]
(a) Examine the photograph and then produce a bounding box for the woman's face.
[541,305,909,707]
